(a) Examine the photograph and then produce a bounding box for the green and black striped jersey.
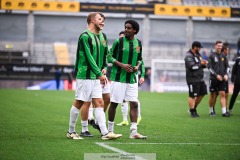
[74,29,108,79]
[107,37,143,84]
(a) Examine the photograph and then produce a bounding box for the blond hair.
[87,12,105,24]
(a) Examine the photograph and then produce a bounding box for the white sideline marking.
[98,142,240,146]
[95,142,147,160]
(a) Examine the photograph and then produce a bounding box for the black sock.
[190,109,195,113]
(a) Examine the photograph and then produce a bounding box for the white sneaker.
[101,132,122,140]
[129,131,147,139]
[67,132,83,140]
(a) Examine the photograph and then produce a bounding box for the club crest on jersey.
[102,40,106,47]
[222,58,224,61]
[136,46,140,53]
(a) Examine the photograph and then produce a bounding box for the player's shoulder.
[79,31,90,39]
[136,38,142,46]
[185,50,193,57]
[101,32,107,37]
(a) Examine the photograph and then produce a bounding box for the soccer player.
[66,12,121,140]
[116,30,145,126]
[107,20,147,139]
[119,31,125,38]
[210,45,230,115]
[228,55,240,113]
[208,41,230,117]
[117,61,145,126]
[80,14,111,137]
[184,41,208,118]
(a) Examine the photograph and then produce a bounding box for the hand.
[132,66,139,72]
[223,75,228,81]
[122,64,133,73]
[99,75,107,87]
[201,60,208,66]
[139,78,144,84]
[102,69,107,75]
[216,75,223,81]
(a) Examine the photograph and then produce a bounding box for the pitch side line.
[95,142,147,160]
[97,142,240,146]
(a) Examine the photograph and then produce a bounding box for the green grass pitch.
[0,89,240,160]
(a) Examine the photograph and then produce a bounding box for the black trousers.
[229,81,240,110]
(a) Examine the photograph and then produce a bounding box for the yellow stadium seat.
[54,42,71,65]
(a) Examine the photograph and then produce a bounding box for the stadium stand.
[0,42,29,64]
[182,0,240,7]
[0,1,239,67]
[53,42,71,65]
[31,43,56,64]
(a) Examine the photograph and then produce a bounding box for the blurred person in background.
[237,38,240,55]
[201,50,208,61]
[228,55,240,114]
[184,41,208,118]
[233,38,240,61]
[54,68,61,90]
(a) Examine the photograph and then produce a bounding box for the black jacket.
[208,52,229,80]
[184,50,206,83]
[231,56,240,83]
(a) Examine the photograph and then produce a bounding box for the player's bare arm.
[132,61,141,72]
[139,77,144,84]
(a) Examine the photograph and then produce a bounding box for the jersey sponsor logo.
[102,40,106,47]
[136,46,140,53]
[214,57,218,62]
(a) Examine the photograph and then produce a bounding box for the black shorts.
[209,79,227,92]
[225,81,229,93]
[187,81,207,98]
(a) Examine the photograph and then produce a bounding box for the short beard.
[125,35,130,39]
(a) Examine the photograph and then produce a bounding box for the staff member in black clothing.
[208,40,230,117]
[228,56,240,113]
[184,41,208,118]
